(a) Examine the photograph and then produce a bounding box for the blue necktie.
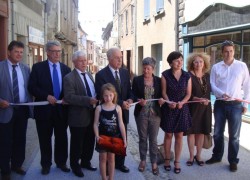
[53,64,60,99]
[12,65,20,103]
[81,73,92,97]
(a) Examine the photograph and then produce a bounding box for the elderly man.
[95,47,133,173]
[0,41,33,180]
[63,51,98,177]
[28,40,71,175]
[206,40,250,172]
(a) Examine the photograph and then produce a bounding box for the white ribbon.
[10,100,63,106]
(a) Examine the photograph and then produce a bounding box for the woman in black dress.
[186,52,212,166]
[161,51,192,174]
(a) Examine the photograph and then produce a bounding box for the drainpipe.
[134,0,137,75]
[175,0,179,51]
[57,0,60,32]
[11,0,14,40]
[43,1,47,59]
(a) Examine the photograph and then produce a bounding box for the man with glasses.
[206,40,250,172]
[28,40,71,175]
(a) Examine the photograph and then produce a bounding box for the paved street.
[9,106,250,180]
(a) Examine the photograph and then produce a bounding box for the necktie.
[115,70,121,93]
[53,64,60,99]
[12,65,20,103]
[81,73,92,97]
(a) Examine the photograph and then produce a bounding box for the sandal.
[164,159,171,171]
[186,158,194,166]
[194,156,204,166]
[138,161,146,172]
[174,161,181,174]
[152,167,159,176]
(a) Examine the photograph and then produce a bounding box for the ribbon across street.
[8,98,248,106]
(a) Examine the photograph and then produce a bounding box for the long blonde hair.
[186,52,211,73]
[100,83,118,104]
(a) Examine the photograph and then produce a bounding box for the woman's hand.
[138,98,147,106]
[123,139,127,148]
[177,101,185,109]
[202,98,209,105]
[168,101,177,109]
[158,98,165,106]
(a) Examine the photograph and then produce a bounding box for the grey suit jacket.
[0,60,33,123]
[63,69,95,127]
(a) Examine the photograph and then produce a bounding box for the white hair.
[72,51,87,62]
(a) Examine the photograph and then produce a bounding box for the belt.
[216,100,241,105]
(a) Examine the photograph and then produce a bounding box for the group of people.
[133,40,250,177]
[0,40,249,180]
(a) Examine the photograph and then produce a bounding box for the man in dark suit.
[0,41,33,180]
[63,51,98,177]
[28,40,71,175]
[95,47,133,173]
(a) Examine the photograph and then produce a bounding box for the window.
[120,14,124,37]
[156,0,164,13]
[144,0,150,20]
[131,5,135,33]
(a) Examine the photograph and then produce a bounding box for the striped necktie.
[115,70,121,93]
[12,65,20,103]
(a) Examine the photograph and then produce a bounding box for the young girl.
[93,83,127,180]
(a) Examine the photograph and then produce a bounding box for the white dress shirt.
[109,65,120,80]
[76,68,96,97]
[7,60,27,103]
[210,59,250,107]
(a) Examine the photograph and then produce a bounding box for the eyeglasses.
[48,50,62,53]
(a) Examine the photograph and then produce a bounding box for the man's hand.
[90,98,99,105]
[47,95,57,105]
[0,100,9,108]
[122,101,130,110]
[242,107,247,114]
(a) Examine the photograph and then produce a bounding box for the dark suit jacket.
[0,60,33,123]
[28,60,71,120]
[132,74,162,117]
[95,66,133,124]
[63,69,94,127]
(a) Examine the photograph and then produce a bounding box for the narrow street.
[10,106,250,180]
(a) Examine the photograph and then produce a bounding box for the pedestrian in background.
[94,83,127,180]
[186,52,212,166]
[132,57,164,175]
[28,40,71,175]
[160,51,192,174]
[63,51,98,177]
[206,40,250,172]
[0,41,33,180]
[95,47,133,173]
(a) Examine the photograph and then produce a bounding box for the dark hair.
[221,40,234,52]
[142,57,156,68]
[167,51,183,65]
[8,41,24,51]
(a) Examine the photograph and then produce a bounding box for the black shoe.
[41,167,50,175]
[229,163,237,172]
[72,168,84,177]
[81,164,97,171]
[1,174,11,180]
[57,164,70,172]
[205,157,221,164]
[115,165,130,173]
[11,167,26,175]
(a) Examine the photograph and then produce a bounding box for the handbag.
[98,135,126,156]
[203,134,213,149]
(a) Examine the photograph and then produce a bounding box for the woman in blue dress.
[161,51,192,174]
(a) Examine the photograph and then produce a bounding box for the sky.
[78,0,114,44]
